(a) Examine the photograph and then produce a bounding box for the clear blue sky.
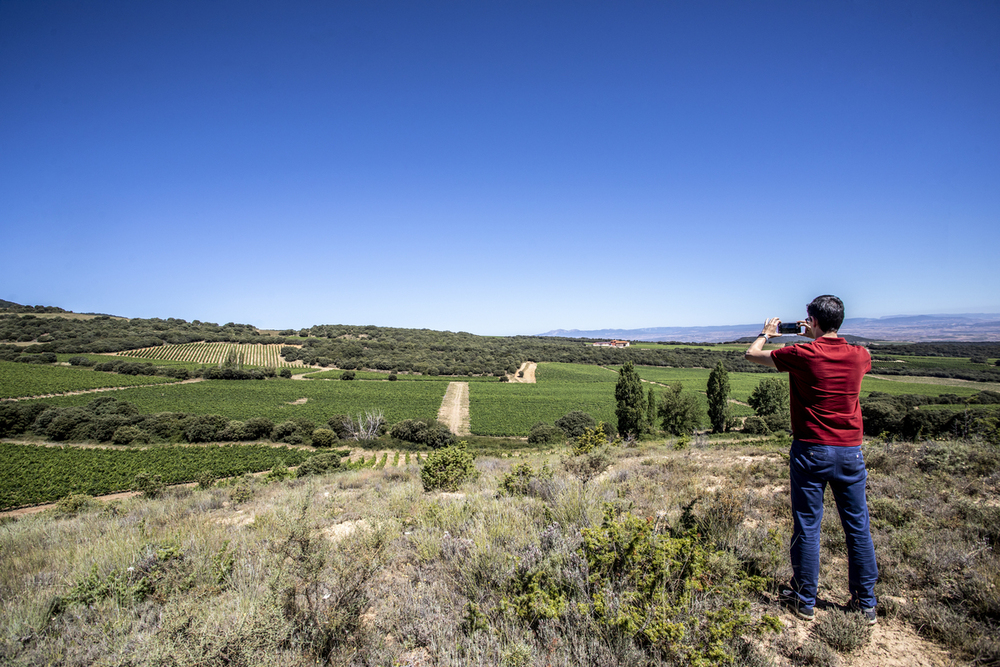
[2,1,998,335]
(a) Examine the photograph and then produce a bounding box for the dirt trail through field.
[438,382,470,436]
[510,362,537,383]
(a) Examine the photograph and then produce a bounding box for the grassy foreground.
[1,436,998,666]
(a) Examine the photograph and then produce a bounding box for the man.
[745,295,877,625]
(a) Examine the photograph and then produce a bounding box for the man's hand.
[762,317,781,339]
[745,317,779,368]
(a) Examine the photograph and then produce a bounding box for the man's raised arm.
[745,317,780,369]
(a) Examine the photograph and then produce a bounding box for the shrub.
[327,415,353,439]
[499,462,553,496]
[44,407,93,441]
[748,377,788,417]
[659,383,703,435]
[528,422,565,445]
[219,420,247,441]
[273,420,304,445]
[183,414,229,443]
[421,442,477,491]
[764,412,790,433]
[196,470,217,489]
[555,411,595,438]
[561,446,611,484]
[311,428,337,448]
[389,418,457,448]
[576,505,780,663]
[742,415,770,435]
[243,417,275,441]
[67,356,94,366]
[230,477,255,503]
[813,608,872,653]
[133,472,164,498]
[572,423,611,455]
[91,414,129,442]
[56,494,97,515]
[340,371,356,381]
[279,367,292,378]
[266,460,293,482]
[296,451,345,478]
[388,373,398,381]
[0,402,47,437]
[112,425,149,445]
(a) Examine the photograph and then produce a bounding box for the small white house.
[592,340,630,348]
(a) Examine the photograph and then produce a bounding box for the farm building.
[592,340,630,348]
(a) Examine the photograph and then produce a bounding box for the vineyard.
[115,342,306,368]
[22,380,448,426]
[0,360,180,400]
[0,442,313,509]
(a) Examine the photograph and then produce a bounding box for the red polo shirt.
[771,336,871,447]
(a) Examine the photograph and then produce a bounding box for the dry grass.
[1,436,997,666]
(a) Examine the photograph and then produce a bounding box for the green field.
[871,355,997,371]
[21,379,447,425]
[6,359,995,440]
[538,363,619,383]
[469,382,617,436]
[0,442,312,509]
[0,360,180,399]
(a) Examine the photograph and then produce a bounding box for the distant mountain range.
[538,314,1000,343]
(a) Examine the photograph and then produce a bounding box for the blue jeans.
[788,440,878,610]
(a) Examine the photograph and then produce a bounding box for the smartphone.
[778,322,803,335]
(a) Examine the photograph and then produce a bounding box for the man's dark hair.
[807,295,845,333]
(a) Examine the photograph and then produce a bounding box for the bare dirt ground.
[437,382,470,436]
[765,607,959,667]
[508,361,537,383]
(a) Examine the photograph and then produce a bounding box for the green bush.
[554,411,595,438]
[659,383,703,435]
[748,377,788,417]
[742,415,770,435]
[581,505,779,663]
[196,470,217,489]
[528,422,565,445]
[572,423,611,455]
[498,462,553,496]
[279,367,292,378]
[230,477,255,503]
[389,418,456,448]
[296,451,346,478]
[112,425,150,445]
[272,420,305,445]
[55,493,97,515]
[421,442,477,491]
[133,472,164,498]
[311,428,337,448]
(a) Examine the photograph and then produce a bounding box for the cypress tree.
[615,361,645,438]
[707,360,731,433]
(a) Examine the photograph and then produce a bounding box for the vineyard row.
[116,343,306,368]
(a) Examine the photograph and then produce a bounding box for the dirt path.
[509,362,537,383]
[438,382,470,436]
